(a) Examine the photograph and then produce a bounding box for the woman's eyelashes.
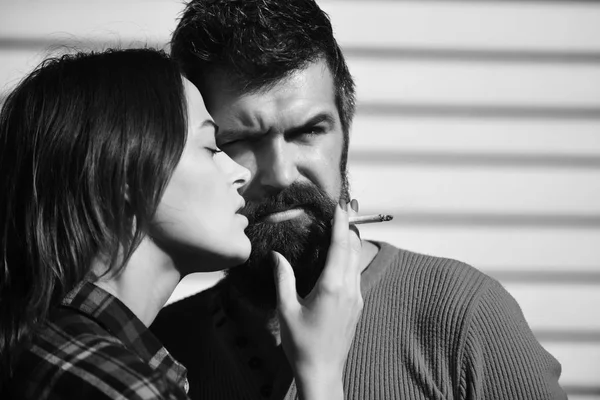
[205,147,223,157]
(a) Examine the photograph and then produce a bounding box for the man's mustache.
[240,183,333,224]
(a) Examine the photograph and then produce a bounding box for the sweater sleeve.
[458,279,567,400]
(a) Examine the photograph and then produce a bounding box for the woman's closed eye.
[205,147,223,157]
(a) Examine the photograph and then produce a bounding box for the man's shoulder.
[368,241,496,309]
[364,242,508,346]
[372,240,491,287]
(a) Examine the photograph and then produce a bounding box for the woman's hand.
[273,199,363,400]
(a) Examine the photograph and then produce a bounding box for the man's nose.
[256,137,299,195]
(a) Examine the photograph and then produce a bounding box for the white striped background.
[1,1,598,397]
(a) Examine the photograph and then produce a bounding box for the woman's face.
[150,78,251,272]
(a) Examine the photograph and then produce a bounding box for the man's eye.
[305,127,325,136]
[292,127,324,140]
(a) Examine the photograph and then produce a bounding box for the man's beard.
[223,178,349,310]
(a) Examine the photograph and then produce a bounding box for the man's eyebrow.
[217,127,258,143]
[286,112,336,136]
[217,112,336,142]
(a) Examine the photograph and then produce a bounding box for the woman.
[0,48,362,399]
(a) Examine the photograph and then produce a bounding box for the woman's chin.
[166,235,251,273]
[225,238,252,267]
[193,246,251,273]
[220,249,251,270]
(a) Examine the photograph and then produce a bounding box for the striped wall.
[1,1,599,397]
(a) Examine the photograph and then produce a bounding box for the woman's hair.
[0,48,188,380]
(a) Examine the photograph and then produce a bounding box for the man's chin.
[223,217,331,310]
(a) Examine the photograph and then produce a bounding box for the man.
[152,0,567,398]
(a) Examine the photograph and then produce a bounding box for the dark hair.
[171,0,356,173]
[0,48,188,381]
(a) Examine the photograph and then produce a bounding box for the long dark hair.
[0,48,188,381]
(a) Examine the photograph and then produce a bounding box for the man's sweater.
[152,242,566,399]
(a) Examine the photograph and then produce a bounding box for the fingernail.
[270,251,279,267]
[350,199,359,212]
[339,198,347,211]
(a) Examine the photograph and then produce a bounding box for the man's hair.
[171,0,356,171]
[0,48,187,382]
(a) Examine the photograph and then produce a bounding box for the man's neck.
[226,239,379,341]
[226,284,281,343]
[219,239,380,395]
[358,240,379,275]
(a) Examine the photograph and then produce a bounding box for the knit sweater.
[152,242,566,400]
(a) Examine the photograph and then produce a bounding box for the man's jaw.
[223,215,332,311]
[226,182,339,310]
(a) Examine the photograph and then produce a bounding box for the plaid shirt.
[6,281,189,400]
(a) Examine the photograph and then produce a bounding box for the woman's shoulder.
[10,309,187,400]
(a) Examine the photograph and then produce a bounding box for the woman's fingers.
[350,199,359,213]
[347,199,362,263]
[346,200,362,292]
[317,201,348,287]
[318,200,361,289]
[276,198,364,400]
[272,251,298,312]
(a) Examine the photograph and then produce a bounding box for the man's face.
[204,60,348,308]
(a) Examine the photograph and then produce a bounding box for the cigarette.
[349,214,394,225]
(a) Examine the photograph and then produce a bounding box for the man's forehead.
[206,60,334,106]
[206,58,333,90]
[210,65,337,131]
